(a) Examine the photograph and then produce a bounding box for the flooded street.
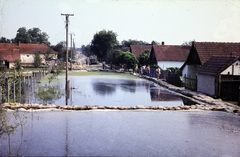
[0,110,240,156]
[1,72,240,156]
[30,72,192,107]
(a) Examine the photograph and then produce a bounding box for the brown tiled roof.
[193,42,240,65]
[130,45,152,57]
[0,43,20,62]
[20,44,57,54]
[153,45,191,61]
[196,56,239,76]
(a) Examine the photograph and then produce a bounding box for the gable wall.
[157,61,184,70]
[221,60,240,76]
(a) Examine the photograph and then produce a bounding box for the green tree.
[14,27,31,43]
[28,27,50,46]
[81,44,92,57]
[121,39,149,47]
[51,42,65,59]
[106,49,123,64]
[138,49,150,65]
[14,59,22,72]
[33,52,42,68]
[0,37,11,43]
[90,30,118,61]
[118,51,138,70]
[13,27,50,45]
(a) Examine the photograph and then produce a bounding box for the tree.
[13,27,50,45]
[118,51,138,70]
[121,39,149,47]
[138,49,150,65]
[0,37,11,43]
[106,49,123,65]
[14,59,22,72]
[51,42,65,59]
[14,27,31,43]
[81,44,91,57]
[28,28,50,46]
[33,52,42,68]
[90,30,118,61]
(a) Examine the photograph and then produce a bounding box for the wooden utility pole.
[61,13,74,90]
[71,33,73,70]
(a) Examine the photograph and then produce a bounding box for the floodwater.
[29,73,195,106]
[0,110,240,156]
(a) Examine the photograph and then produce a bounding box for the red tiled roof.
[196,56,239,76]
[153,45,191,61]
[20,44,57,54]
[0,43,20,62]
[193,42,240,65]
[130,45,152,57]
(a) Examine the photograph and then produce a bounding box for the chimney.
[161,41,164,45]
[18,41,21,47]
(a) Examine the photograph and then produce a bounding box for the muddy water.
[30,73,192,106]
[0,110,240,156]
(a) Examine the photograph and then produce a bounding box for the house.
[196,56,240,101]
[181,42,240,86]
[19,43,57,66]
[0,43,20,68]
[0,42,57,68]
[149,44,191,70]
[130,45,152,58]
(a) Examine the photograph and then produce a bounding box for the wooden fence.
[183,76,197,91]
[0,71,46,104]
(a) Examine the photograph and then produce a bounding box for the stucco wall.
[197,74,216,96]
[182,65,198,83]
[21,54,57,63]
[157,61,184,70]
[221,60,240,76]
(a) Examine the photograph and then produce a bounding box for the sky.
[0,0,240,48]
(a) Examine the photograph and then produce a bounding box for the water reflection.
[28,74,196,107]
[92,82,116,96]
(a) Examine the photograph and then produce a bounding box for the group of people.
[136,64,161,80]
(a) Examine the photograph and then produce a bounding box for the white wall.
[197,74,216,96]
[21,54,57,63]
[157,61,184,70]
[221,60,240,76]
[182,65,199,83]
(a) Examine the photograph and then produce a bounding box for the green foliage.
[0,37,11,43]
[14,59,22,72]
[81,44,92,57]
[106,49,123,64]
[166,67,181,74]
[138,49,150,65]
[90,30,118,61]
[13,27,50,45]
[118,51,138,70]
[33,52,42,68]
[35,85,64,104]
[121,39,149,47]
[52,42,65,59]
[150,64,159,69]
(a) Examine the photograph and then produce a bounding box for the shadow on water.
[92,82,116,96]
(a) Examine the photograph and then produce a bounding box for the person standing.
[156,67,161,80]
[102,60,106,69]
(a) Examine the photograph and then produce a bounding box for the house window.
[27,55,29,57]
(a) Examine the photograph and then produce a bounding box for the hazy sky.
[0,0,240,47]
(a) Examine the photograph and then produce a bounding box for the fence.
[0,71,46,104]
[183,76,197,91]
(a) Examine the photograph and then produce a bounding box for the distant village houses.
[0,42,57,68]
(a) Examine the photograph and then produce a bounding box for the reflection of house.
[19,43,57,66]
[0,43,20,68]
[196,56,240,101]
[0,42,57,68]
[150,44,190,70]
[130,45,152,58]
[181,42,240,85]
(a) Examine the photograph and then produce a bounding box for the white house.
[149,44,190,70]
[196,56,240,101]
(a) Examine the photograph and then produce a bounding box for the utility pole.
[61,13,74,90]
[71,33,73,70]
